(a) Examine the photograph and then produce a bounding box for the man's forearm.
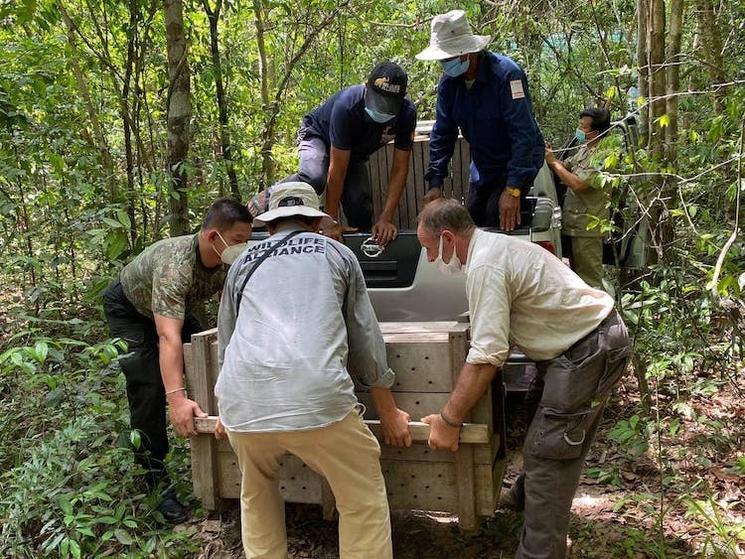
[442,362,498,423]
[380,154,409,221]
[159,336,185,394]
[550,161,588,192]
[370,386,398,416]
[325,174,343,220]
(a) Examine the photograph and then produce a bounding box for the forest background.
[0,0,743,557]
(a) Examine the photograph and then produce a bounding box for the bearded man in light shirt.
[417,199,632,559]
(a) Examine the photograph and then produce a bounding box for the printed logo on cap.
[278,196,305,207]
[374,76,402,94]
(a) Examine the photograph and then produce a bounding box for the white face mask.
[433,234,463,276]
[213,232,247,265]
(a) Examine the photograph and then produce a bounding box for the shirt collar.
[474,51,493,84]
[194,233,224,274]
[274,222,309,235]
[465,228,483,273]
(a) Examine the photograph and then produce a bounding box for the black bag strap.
[234,230,304,317]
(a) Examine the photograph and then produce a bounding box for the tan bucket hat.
[416,10,491,61]
[252,182,330,226]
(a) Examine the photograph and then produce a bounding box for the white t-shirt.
[465,229,614,366]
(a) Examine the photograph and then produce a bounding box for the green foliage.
[684,497,745,559]
[0,0,743,556]
[608,414,650,458]
[0,318,199,557]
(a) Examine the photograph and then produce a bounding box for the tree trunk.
[636,0,649,146]
[647,0,666,159]
[695,0,726,110]
[665,0,685,162]
[164,0,191,236]
[58,2,115,196]
[203,0,240,200]
[252,0,274,189]
[123,0,139,247]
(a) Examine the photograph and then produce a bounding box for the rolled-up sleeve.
[425,79,459,189]
[501,69,543,190]
[466,264,511,367]
[343,256,395,388]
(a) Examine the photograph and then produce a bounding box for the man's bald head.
[417,198,476,237]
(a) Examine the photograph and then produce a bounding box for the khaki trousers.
[227,411,392,559]
[568,236,604,289]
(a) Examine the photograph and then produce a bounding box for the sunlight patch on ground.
[571,492,614,514]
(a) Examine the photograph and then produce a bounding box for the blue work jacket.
[425,51,545,191]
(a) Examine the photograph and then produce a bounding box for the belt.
[565,309,617,355]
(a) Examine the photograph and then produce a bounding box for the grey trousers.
[511,310,632,559]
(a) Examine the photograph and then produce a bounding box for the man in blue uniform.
[248,62,417,245]
[417,10,544,231]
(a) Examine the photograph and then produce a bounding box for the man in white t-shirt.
[416,198,632,559]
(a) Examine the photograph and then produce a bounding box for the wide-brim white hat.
[253,181,330,226]
[416,10,491,61]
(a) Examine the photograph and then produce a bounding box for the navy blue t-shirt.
[302,85,417,162]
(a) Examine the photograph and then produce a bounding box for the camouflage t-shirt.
[562,143,611,238]
[120,234,226,320]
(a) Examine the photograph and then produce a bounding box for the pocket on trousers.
[596,345,631,397]
[541,352,604,413]
[529,408,590,461]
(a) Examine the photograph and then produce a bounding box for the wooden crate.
[366,136,471,231]
[183,322,506,530]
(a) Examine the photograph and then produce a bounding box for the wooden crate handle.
[194,416,489,444]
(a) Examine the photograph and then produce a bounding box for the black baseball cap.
[365,61,408,116]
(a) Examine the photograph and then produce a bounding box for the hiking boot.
[157,488,188,524]
[499,474,526,512]
[498,487,525,512]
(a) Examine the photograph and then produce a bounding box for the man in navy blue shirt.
[248,62,417,245]
[417,10,544,231]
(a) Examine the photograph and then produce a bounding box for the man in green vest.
[546,108,612,288]
[102,198,252,522]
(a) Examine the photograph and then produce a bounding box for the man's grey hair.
[417,198,476,236]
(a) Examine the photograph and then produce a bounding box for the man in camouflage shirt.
[102,198,252,522]
[546,108,612,288]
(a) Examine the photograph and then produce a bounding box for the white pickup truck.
[249,116,646,391]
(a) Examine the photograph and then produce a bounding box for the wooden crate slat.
[354,342,454,393]
[357,391,448,422]
[189,332,219,510]
[380,321,469,336]
[402,143,417,230]
[217,451,323,503]
[451,138,463,200]
[382,460,458,513]
[412,140,427,223]
[196,418,488,445]
[378,145,393,227]
[210,431,498,466]
[459,139,471,205]
[369,150,383,221]
[455,445,477,530]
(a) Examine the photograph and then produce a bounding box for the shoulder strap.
[234,230,305,317]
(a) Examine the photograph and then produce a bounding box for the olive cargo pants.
[509,310,632,559]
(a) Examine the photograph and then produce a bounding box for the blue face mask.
[575,128,587,143]
[441,57,470,78]
[365,107,395,124]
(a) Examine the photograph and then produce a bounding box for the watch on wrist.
[506,187,522,198]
